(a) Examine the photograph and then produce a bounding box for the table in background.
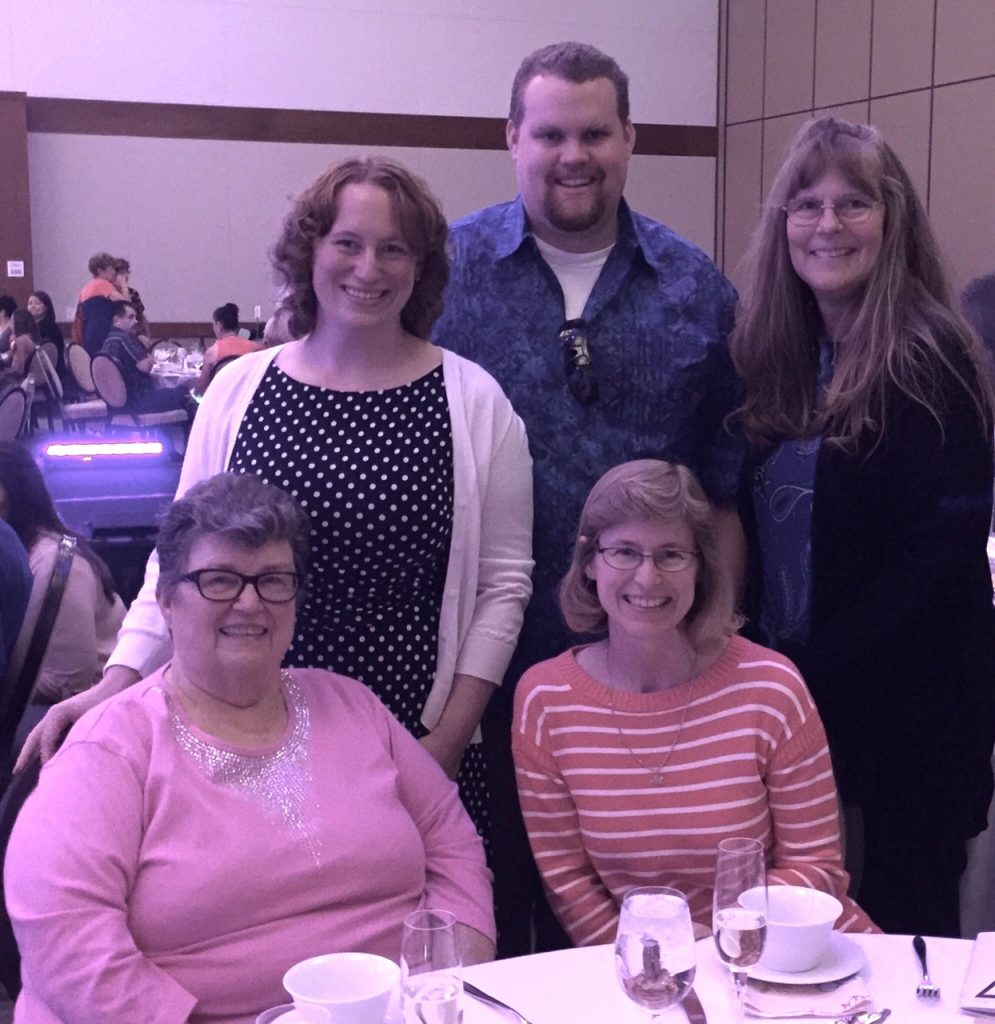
[462,933,976,1023]
[150,364,198,389]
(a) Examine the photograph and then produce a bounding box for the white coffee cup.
[283,952,400,1024]
[741,884,842,973]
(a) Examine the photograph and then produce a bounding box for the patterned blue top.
[434,196,744,669]
[751,341,834,645]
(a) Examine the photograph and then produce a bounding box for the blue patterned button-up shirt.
[434,196,744,672]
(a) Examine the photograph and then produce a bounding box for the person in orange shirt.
[193,303,260,396]
[513,459,875,943]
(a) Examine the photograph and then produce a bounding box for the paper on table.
[960,932,995,1017]
[745,975,873,1019]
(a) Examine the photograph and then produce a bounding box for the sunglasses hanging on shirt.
[558,319,599,406]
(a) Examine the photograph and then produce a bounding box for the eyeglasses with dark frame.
[597,546,699,573]
[780,194,882,227]
[179,568,301,603]
[559,319,599,406]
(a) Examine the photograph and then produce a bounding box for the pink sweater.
[6,668,494,1023]
[513,635,876,945]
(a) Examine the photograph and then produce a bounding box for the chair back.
[0,752,41,1000]
[40,341,58,369]
[67,344,96,393]
[210,354,240,383]
[0,387,26,441]
[30,346,62,401]
[90,354,129,409]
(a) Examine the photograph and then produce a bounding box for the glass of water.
[615,886,696,1020]
[712,837,767,1024]
[401,908,462,1024]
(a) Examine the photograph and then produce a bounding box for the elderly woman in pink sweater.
[5,473,494,1024]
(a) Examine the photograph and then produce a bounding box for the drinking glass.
[400,908,462,1024]
[712,837,767,1024]
[614,886,696,1020]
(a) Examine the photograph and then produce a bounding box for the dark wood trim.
[59,321,217,340]
[26,96,717,158]
[0,92,34,303]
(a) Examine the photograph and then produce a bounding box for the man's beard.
[543,183,608,236]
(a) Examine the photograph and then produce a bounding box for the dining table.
[459,932,980,1023]
[150,362,199,389]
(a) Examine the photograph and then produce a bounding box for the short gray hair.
[156,473,310,602]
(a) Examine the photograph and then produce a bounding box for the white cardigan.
[107,345,534,732]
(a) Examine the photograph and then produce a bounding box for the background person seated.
[26,291,68,394]
[5,472,494,1023]
[193,302,260,395]
[99,301,193,417]
[0,311,39,388]
[0,443,125,745]
[513,460,876,944]
[0,296,16,355]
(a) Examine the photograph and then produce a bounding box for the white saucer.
[749,933,866,985]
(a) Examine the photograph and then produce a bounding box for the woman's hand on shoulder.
[14,664,140,770]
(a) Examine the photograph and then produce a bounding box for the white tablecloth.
[462,933,975,1023]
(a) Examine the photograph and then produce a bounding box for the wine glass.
[400,908,462,1024]
[712,837,767,1024]
[614,886,696,1020]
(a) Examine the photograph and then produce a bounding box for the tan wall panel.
[814,0,872,109]
[764,0,816,116]
[871,0,934,96]
[929,78,995,292]
[722,121,764,291]
[29,134,716,323]
[762,112,811,196]
[935,0,995,84]
[726,0,766,124]
[816,101,870,122]
[869,90,931,203]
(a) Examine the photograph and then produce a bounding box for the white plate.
[749,932,866,985]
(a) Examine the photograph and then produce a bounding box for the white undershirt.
[534,237,614,320]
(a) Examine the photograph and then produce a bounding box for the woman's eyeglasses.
[781,195,882,226]
[597,546,699,573]
[180,568,301,603]
[559,319,599,405]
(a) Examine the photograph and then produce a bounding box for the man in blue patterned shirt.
[433,41,744,953]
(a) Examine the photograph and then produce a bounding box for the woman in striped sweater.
[512,459,874,945]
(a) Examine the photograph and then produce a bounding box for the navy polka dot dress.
[228,362,489,833]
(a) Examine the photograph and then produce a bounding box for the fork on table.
[913,934,940,999]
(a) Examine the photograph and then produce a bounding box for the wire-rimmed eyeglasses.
[559,319,599,405]
[179,568,301,603]
[781,195,882,226]
[597,546,699,573]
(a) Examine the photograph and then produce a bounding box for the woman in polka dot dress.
[31,158,534,835]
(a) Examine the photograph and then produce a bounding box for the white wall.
[6,0,722,322]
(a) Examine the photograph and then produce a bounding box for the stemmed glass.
[400,908,462,1024]
[614,886,696,1020]
[712,837,767,1024]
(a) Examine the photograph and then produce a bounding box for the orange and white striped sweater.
[512,634,876,945]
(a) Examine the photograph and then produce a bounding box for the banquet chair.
[210,354,240,383]
[39,341,58,371]
[67,343,97,396]
[90,353,189,438]
[24,347,61,432]
[0,386,27,442]
[0,751,40,1000]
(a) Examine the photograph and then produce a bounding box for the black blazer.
[742,355,995,840]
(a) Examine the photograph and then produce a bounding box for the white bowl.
[741,885,843,973]
[283,952,400,1024]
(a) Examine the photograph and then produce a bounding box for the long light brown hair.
[730,117,994,450]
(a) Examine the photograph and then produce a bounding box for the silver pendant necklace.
[603,645,697,786]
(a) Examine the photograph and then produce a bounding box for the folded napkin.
[960,931,995,1017]
[745,975,873,1019]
